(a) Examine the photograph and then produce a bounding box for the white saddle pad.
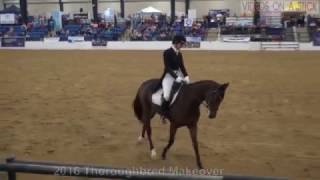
[152,88,180,106]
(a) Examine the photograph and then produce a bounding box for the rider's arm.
[179,54,188,77]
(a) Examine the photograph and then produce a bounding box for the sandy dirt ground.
[0,50,319,180]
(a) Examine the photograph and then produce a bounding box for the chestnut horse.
[133,79,229,168]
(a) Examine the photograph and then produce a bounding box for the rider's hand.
[184,76,190,84]
[175,77,183,83]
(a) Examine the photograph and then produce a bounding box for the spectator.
[300,15,305,27]
[22,23,27,32]
[91,20,98,28]
[307,14,312,26]
[5,27,16,37]
[48,16,55,37]
[27,21,33,31]
[98,20,106,28]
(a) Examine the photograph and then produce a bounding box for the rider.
[160,35,190,115]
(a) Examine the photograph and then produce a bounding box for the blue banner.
[51,10,62,31]
[313,32,320,46]
[1,36,25,47]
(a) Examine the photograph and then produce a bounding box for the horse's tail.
[133,90,143,123]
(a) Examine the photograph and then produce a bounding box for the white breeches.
[162,70,184,101]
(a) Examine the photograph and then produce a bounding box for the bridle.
[202,89,223,110]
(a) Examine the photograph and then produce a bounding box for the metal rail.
[0,157,287,180]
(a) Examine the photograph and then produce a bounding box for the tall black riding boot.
[161,99,170,117]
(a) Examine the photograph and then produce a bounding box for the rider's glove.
[184,76,190,84]
[175,77,183,83]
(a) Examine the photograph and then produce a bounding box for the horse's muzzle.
[208,110,216,119]
[208,113,216,119]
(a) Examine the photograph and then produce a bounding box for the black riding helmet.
[172,35,186,44]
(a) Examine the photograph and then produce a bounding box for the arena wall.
[190,0,225,18]
[28,3,60,17]
[64,2,93,17]
[223,0,241,16]
[2,0,243,18]
[1,39,320,51]
[99,1,120,16]
[0,40,257,50]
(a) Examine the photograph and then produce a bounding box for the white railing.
[260,42,300,50]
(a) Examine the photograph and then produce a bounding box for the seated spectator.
[5,27,16,37]
[58,29,69,37]
[131,29,142,40]
[85,27,93,35]
[99,20,106,29]
[91,21,98,28]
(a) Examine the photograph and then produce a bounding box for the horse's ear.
[219,83,229,92]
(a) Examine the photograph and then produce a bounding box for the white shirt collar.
[171,45,179,55]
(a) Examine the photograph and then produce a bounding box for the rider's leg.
[162,73,174,113]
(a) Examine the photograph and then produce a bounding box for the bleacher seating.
[265,27,283,36]
[84,35,93,41]
[26,31,45,41]
[23,26,48,41]
[31,26,48,36]
[1,13,315,45]
[0,25,26,36]
[265,27,283,41]
[64,24,81,36]
[59,35,68,41]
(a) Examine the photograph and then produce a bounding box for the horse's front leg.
[162,124,177,160]
[188,125,203,169]
[146,120,157,159]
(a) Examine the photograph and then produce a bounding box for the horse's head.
[205,83,229,119]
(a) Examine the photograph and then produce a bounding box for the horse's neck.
[189,80,219,104]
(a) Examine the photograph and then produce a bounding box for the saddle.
[152,81,184,107]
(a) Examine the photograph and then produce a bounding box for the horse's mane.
[189,80,220,88]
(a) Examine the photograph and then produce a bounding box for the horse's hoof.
[137,136,144,144]
[150,149,157,159]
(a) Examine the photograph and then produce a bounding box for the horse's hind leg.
[162,124,177,160]
[137,110,155,143]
